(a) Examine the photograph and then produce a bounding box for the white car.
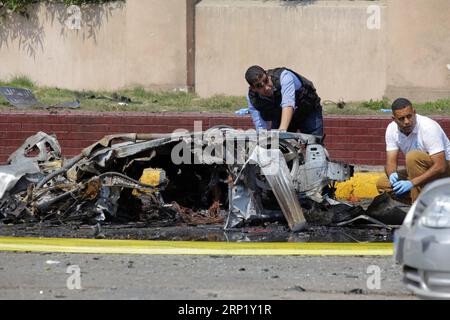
[395,178,450,299]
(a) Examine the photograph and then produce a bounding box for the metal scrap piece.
[0,195,29,219]
[99,172,163,191]
[229,184,260,223]
[82,134,137,157]
[249,146,307,232]
[92,186,121,220]
[112,137,174,159]
[335,215,392,230]
[36,154,84,188]
[0,87,39,108]
[0,87,80,109]
[8,132,61,165]
[0,161,41,199]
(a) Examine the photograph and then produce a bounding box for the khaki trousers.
[376,150,450,204]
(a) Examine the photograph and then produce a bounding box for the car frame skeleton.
[0,128,356,231]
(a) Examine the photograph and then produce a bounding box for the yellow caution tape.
[0,237,393,256]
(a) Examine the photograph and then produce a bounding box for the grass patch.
[0,79,248,113]
[0,78,449,115]
[360,98,390,111]
[0,75,36,89]
[323,99,450,116]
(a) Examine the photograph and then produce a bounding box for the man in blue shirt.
[245,65,323,135]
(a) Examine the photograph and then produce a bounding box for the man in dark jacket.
[245,65,323,135]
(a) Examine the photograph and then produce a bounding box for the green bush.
[0,0,121,18]
[360,98,390,111]
[1,75,36,88]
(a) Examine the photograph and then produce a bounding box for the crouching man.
[377,98,450,204]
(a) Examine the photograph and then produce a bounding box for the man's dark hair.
[392,98,412,111]
[245,65,266,86]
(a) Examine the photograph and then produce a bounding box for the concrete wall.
[386,0,450,102]
[0,0,188,91]
[125,0,188,90]
[195,0,388,101]
[195,0,450,102]
[0,0,448,102]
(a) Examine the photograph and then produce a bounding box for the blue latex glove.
[235,108,250,116]
[389,172,399,186]
[393,180,414,196]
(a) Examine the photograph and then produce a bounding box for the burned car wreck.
[0,129,404,234]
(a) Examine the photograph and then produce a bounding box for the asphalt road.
[0,252,416,300]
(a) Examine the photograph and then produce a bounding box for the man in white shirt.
[377,98,450,204]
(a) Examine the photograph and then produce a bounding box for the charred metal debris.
[0,87,80,110]
[0,129,407,232]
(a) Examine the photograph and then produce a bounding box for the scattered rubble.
[0,87,80,109]
[0,129,408,234]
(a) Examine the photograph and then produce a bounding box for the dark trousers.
[287,106,324,136]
